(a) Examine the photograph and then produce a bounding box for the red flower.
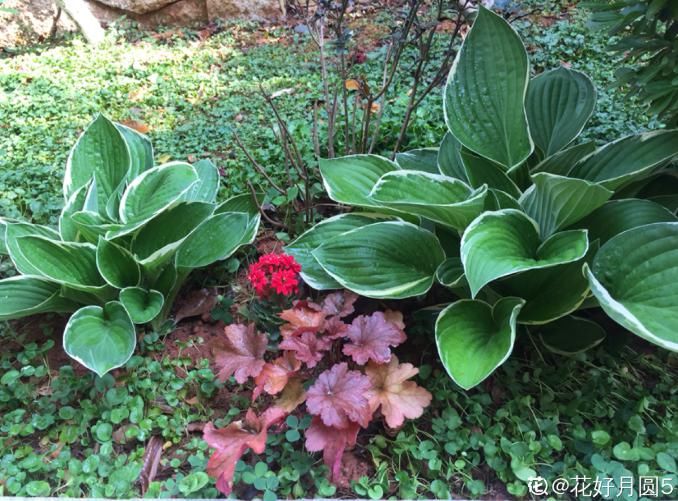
[247,253,302,298]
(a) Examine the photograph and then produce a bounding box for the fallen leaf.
[174,288,219,323]
[204,407,286,495]
[157,153,172,163]
[365,356,432,428]
[370,102,381,113]
[306,362,373,428]
[305,416,360,482]
[137,436,163,495]
[342,311,406,365]
[213,323,267,383]
[275,377,307,412]
[279,331,332,368]
[120,119,150,134]
[253,352,301,399]
[345,79,361,91]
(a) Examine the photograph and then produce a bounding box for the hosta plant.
[286,7,678,389]
[203,291,431,494]
[0,115,260,376]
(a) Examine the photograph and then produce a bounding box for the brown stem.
[233,131,286,195]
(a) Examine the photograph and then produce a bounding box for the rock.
[132,0,208,27]
[0,0,77,47]
[206,0,282,22]
[90,0,175,15]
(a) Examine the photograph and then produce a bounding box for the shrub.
[0,115,260,376]
[286,7,678,389]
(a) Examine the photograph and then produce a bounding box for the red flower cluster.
[247,253,302,298]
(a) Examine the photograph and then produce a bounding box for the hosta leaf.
[370,171,487,230]
[526,67,596,156]
[586,222,678,351]
[520,172,612,237]
[437,132,468,182]
[575,199,677,245]
[0,276,77,320]
[6,223,61,276]
[176,212,250,269]
[119,287,164,324]
[14,236,106,291]
[0,217,10,255]
[119,162,199,224]
[312,221,445,299]
[64,114,131,201]
[461,209,588,297]
[116,123,154,179]
[444,7,532,169]
[568,130,678,190]
[60,183,90,242]
[486,189,522,210]
[436,257,466,289]
[319,155,399,208]
[460,149,521,198]
[152,264,177,297]
[531,141,596,176]
[395,148,439,173]
[63,302,136,377]
[70,211,123,244]
[286,213,393,290]
[215,192,263,216]
[435,297,525,390]
[96,237,141,289]
[537,316,606,355]
[184,159,220,203]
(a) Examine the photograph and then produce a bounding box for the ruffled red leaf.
[252,352,301,399]
[279,331,332,368]
[365,356,432,428]
[213,323,267,383]
[306,362,373,428]
[204,407,286,494]
[279,301,326,339]
[321,290,358,318]
[305,416,360,482]
[342,311,406,365]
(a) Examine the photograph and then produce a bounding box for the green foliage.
[0,115,260,376]
[289,6,678,389]
[584,0,678,126]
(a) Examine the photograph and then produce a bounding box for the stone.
[88,0,176,15]
[132,0,207,27]
[0,0,76,47]
[206,0,282,22]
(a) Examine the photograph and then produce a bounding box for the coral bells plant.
[203,291,432,495]
[247,253,302,298]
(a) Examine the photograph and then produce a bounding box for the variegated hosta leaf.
[63,302,136,377]
[575,199,678,245]
[568,130,678,190]
[519,172,612,237]
[184,159,220,203]
[286,213,393,290]
[60,183,90,242]
[531,141,596,176]
[119,287,164,324]
[586,222,678,351]
[0,276,77,320]
[435,298,525,390]
[312,221,445,299]
[64,114,131,202]
[436,257,466,290]
[115,123,154,179]
[0,217,10,255]
[70,211,123,244]
[537,316,606,355]
[6,223,61,276]
[370,171,487,231]
[395,148,439,173]
[526,67,596,156]
[461,209,589,297]
[444,7,532,169]
[119,162,199,224]
[215,192,262,215]
[96,237,141,289]
[319,155,399,208]
[460,149,521,198]
[437,132,468,182]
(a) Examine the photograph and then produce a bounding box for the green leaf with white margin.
[64,114,131,202]
[574,199,677,245]
[526,67,596,156]
[96,237,141,289]
[119,287,164,324]
[119,162,199,224]
[63,302,136,377]
[519,172,612,237]
[530,141,596,176]
[152,264,177,297]
[312,221,445,299]
[183,159,220,203]
[0,217,11,255]
[176,212,250,269]
[485,189,522,211]
[444,6,532,169]
[6,223,61,276]
[131,202,214,270]
[215,192,263,215]
[435,297,525,389]
[568,130,678,190]
[14,236,107,291]
[586,222,678,351]
[70,211,124,244]
[0,276,78,320]
[437,132,469,182]
[286,213,393,290]
[461,209,589,297]
[436,257,466,289]
[395,148,439,173]
[115,123,154,179]
[460,149,521,198]
[319,155,399,208]
[370,170,487,230]
[537,316,606,355]
[60,183,90,242]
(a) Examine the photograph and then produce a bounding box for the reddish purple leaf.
[342,311,406,365]
[305,416,360,482]
[279,331,332,368]
[213,323,267,383]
